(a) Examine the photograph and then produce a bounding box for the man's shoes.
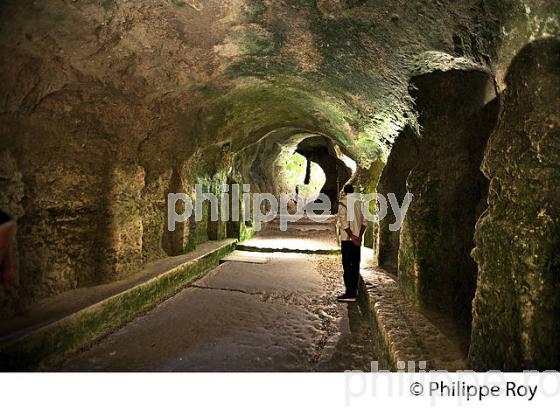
[336,293,357,303]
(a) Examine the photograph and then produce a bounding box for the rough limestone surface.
[470,38,560,371]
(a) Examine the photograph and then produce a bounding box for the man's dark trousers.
[341,240,361,296]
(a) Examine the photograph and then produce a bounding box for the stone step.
[236,243,340,255]
[359,267,467,371]
[220,251,270,264]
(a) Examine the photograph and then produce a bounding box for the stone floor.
[56,220,379,371]
[0,239,236,344]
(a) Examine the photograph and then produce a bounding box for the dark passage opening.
[296,136,353,214]
[389,69,500,352]
[376,125,419,274]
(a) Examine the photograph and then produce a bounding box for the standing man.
[336,185,367,303]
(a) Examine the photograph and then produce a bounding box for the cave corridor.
[0,0,559,372]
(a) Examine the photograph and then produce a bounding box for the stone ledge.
[236,244,340,255]
[0,239,236,371]
[359,267,466,371]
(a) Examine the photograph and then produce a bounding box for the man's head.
[343,184,354,194]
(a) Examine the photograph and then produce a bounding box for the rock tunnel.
[0,0,559,372]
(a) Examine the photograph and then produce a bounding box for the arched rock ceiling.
[0,0,558,167]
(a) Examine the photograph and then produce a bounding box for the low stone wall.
[359,267,466,371]
[0,240,236,371]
